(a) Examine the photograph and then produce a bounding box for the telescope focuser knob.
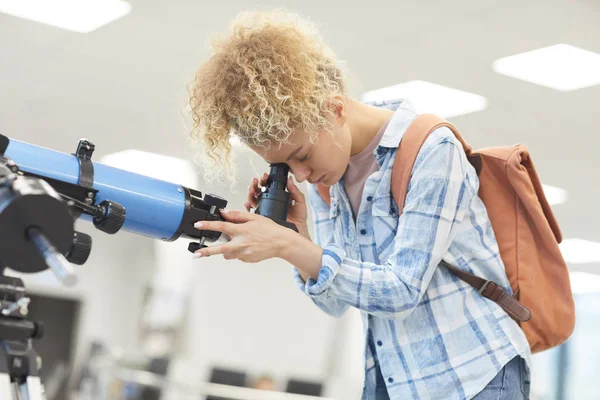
[66,231,92,265]
[33,321,45,339]
[93,200,126,234]
[204,194,227,210]
[187,192,227,254]
[188,242,206,253]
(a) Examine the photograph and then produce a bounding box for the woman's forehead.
[255,141,299,162]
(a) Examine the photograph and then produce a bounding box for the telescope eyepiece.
[256,163,297,232]
[266,163,289,191]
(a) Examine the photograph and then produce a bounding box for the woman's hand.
[245,174,311,240]
[194,209,293,263]
[193,209,324,280]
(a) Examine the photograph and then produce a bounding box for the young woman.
[187,10,531,400]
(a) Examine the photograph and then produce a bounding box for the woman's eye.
[299,153,309,162]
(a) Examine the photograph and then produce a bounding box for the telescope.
[0,134,231,286]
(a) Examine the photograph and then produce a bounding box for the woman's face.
[251,99,351,186]
[252,121,352,186]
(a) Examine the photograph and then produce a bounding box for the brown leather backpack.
[316,114,575,353]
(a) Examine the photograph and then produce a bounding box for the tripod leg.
[0,373,14,399]
[19,376,45,400]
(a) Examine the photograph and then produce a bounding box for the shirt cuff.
[303,244,345,298]
[293,267,308,292]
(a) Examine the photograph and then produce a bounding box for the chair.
[286,378,323,396]
[206,367,247,400]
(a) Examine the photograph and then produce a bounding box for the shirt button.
[388,378,394,383]
[366,196,373,201]
[360,229,367,235]
[377,340,383,346]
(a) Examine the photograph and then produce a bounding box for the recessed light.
[542,184,568,206]
[0,0,131,33]
[559,238,600,264]
[492,44,600,91]
[361,80,487,118]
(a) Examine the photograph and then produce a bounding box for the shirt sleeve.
[301,130,474,320]
[292,183,350,318]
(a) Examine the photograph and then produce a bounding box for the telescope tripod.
[0,273,46,400]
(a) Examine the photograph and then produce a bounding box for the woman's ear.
[330,95,347,126]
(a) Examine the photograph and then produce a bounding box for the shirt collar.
[363,98,419,149]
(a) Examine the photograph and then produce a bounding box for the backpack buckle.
[478,280,493,296]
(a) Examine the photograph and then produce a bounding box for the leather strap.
[441,261,532,322]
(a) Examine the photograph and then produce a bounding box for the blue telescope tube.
[4,138,215,241]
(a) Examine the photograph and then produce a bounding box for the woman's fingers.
[193,243,232,258]
[220,209,259,223]
[246,178,260,209]
[287,177,306,203]
[246,173,270,210]
[194,220,238,236]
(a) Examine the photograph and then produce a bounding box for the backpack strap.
[441,261,532,321]
[391,114,471,210]
[393,114,531,323]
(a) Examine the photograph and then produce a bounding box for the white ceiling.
[1,0,599,271]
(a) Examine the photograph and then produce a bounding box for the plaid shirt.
[294,100,531,399]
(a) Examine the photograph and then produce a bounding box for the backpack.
[316,114,575,354]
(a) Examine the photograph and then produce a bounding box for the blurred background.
[1,0,599,399]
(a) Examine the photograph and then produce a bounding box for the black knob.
[94,200,126,234]
[66,231,92,265]
[204,194,228,209]
[188,242,207,253]
[32,321,45,339]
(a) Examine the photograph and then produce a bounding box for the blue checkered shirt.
[293,100,531,399]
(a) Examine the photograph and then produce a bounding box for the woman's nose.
[291,165,310,183]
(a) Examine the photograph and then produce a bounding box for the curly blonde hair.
[187,9,346,181]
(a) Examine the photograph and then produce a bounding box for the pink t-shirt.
[344,119,391,219]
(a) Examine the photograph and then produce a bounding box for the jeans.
[473,356,530,400]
